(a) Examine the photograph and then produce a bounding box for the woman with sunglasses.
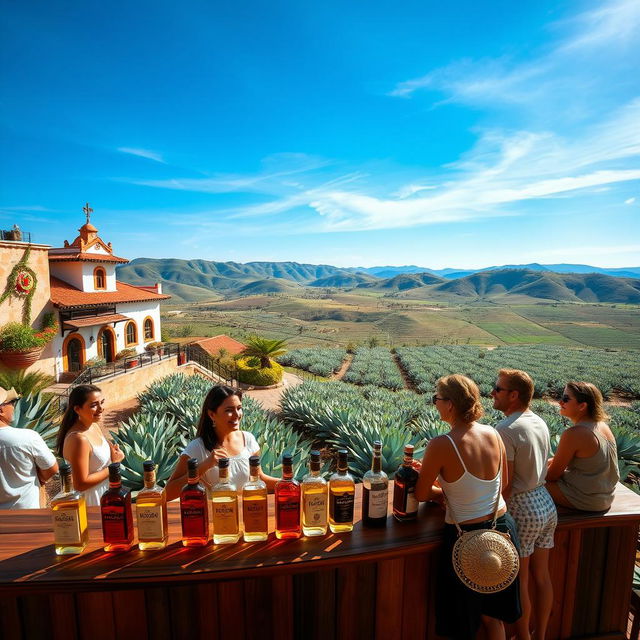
[546,381,619,511]
[415,374,521,640]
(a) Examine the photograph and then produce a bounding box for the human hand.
[207,447,229,469]
[411,459,422,472]
[109,441,125,463]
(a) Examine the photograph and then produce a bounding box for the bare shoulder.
[64,430,90,450]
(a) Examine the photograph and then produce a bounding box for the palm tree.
[241,337,287,369]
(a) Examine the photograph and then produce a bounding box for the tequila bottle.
[180,457,209,547]
[362,441,388,527]
[242,456,268,542]
[393,444,419,521]
[100,462,134,552]
[275,452,301,539]
[301,450,328,536]
[136,460,168,550]
[329,449,355,533]
[51,462,89,555]
[211,458,240,544]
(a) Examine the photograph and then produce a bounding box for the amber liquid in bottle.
[212,458,240,544]
[275,452,301,539]
[362,441,389,527]
[136,460,168,551]
[329,449,355,533]
[52,462,89,555]
[242,456,268,542]
[393,444,419,521]
[301,450,328,536]
[100,462,134,552]
[180,457,210,547]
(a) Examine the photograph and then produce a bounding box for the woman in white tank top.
[57,385,124,507]
[415,374,522,640]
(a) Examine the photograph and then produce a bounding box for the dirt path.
[101,398,139,436]
[331,354,353,381]
[393,353,418,392]
[244,371,303,412]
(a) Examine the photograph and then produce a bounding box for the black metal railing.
[1,229,32,243]
[184,343,238,387]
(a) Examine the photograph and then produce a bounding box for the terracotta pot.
[125,359,139,369]
[0,347,44,369]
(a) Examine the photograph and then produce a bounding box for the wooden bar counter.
[1,483,639,640]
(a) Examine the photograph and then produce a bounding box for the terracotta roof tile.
[49,276,171,308]
[48,252,128,263]
[192,335,247,356]
[63,313,130,330]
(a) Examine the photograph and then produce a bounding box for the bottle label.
[303,493,327,526]
[212,499,238,535]
[367,488,388,518]
[101,506,127,540]
[243,497,267,532]
[330,492,354,523]
[53,508,81,544]
[406,488,418,514]
[136,504,164,539]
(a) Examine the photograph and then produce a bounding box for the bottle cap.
[249,455,260,467]
[187,458,198,471]
[108,462,121,482]
[310,450,320,462]
[282,452,293,465]
[143,460,155,472]
[218,457,230,469]
[373,441,382,451]
[404,444,415,455]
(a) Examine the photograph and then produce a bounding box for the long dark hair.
[56,384,102,456]
[196,385,243,451]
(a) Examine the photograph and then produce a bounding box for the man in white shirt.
[0,386,58,509]
[493,369,557,640]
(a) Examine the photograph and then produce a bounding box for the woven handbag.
[444,435,519,594]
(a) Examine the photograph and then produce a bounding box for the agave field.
[277,347,347,377]
[395,345,640,398]
[342,346,405,390]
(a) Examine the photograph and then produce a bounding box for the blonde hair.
[499,368,534,405]
[437,374,484,424]
[565,381,609,422]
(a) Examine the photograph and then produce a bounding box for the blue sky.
[1,0,639,269]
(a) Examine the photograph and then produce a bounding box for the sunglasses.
[432,395,448,404]
[0,399,18,408]
[492,385,512,393]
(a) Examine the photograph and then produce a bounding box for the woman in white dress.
[56,385,124,506]
[165,385,277,501]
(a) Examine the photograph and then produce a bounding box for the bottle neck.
[249,466,260,482]
[282,464,293,480]
[109,479,122,489]
[402,454,413,467]
[187,470,199,484]
[371,454,381,473]
[62,475,74,493]
[144,471,156,489]
[219,469,229,482]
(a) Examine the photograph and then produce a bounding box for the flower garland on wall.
[0,246,38,325]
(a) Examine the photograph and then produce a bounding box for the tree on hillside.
[241,337,287,369]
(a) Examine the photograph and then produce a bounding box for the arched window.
[143,316,154,342]
[93,266,106,290]
[125,321,138,346]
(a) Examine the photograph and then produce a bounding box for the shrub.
[116,348,137,360]
[236,357,283,386]
[0,322,51,351]
[0,369,54,396]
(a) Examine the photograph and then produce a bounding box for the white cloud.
[118,147,166,164]
[625,197,637,204]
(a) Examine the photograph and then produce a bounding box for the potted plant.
[116,347,139,369]
[0,317,58,370]
[145,341,164,356]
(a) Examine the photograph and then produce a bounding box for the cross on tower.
[83,202,93,224]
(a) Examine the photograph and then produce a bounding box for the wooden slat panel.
[113,590,147,639]
[609,524,638,635]
[50,593,78,640]
[271,574,294,640]
[217,581,246,638]
[546,528,568,640]
[293,569,336,640]
[336,562,376,640]
[169,585,198,639]
[76,592,115,640]
[195,582,219,640]
[244,578,273,640]
[401,552,429,640]
[0,597,22,639]
[144,587,171,640]
[19,594,52,639]
[599,526,622,633]
[375,558,404,639]
[560,528,581,639]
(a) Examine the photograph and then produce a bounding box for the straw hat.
[0,387,20,405]
[452,529,520,593]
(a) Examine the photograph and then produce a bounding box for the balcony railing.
[1,229,32,243]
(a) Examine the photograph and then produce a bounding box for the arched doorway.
[63,333,85,373]
[97,326,116,363]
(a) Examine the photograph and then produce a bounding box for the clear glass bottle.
[211,457,240,544]
[242,455,268,542]
[180,457,210,547]
[100,462,135,552]
[136,460,168,551]
[393,444,419,521]
[275,452,301,539]
[329,449,355,533]
[51,462,89,555]
[362,441,389,527]
[301,450,328,536]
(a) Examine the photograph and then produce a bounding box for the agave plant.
[0,370,55,397]
[112,413,184,490]
[10,392,59,449]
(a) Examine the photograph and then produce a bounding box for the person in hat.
[493,369,557,640]
[0,386,58,509]
[415,374,522,640]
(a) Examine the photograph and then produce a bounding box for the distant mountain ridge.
[116,258,640,304]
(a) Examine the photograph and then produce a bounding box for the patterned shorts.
[507,485,557,558]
